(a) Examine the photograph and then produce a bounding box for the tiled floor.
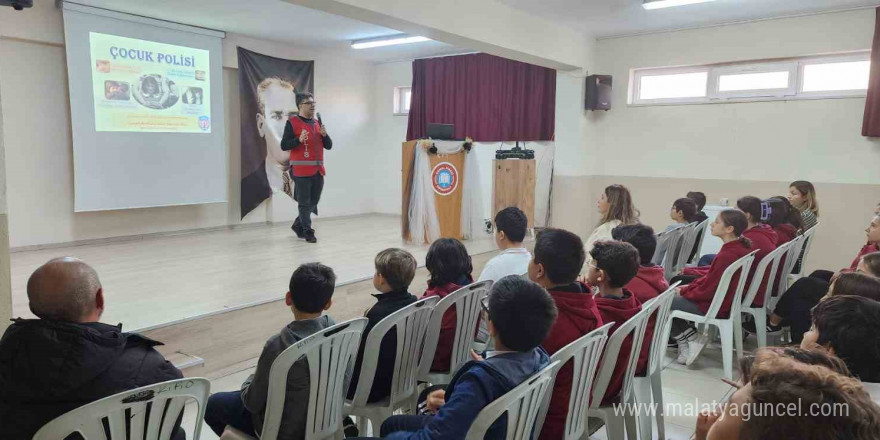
[178,333,755,440]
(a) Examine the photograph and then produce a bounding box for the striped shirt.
[801,209,819,232]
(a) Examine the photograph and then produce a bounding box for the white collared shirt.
[478,247,532,283]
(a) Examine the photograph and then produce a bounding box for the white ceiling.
[72,0,465,63]
[499,0,880,38]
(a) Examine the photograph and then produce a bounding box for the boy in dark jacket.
[204,263,337,440]
[348,248,419,403]
[0,257,184,440]
[528,228,602,440]
[372,275,556,440]
[612,224,669,304]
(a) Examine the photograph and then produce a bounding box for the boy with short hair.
[612,224,669,303]
[347,248,418,403]
[802,295,880,403]
[376,275,556,439]
[586,240,644,404]
[478,207,532,283]
[528,228,603,440]
[204,263,338,440]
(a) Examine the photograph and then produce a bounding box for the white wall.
[0,3,377,247]
[591,8,880,184]
[372,61,412,215]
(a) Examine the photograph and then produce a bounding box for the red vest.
[288,116,326,177]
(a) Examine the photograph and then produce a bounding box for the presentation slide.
[90,32,212,133]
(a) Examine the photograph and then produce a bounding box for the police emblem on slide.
[431,162,458,196]
[198,116,210,131]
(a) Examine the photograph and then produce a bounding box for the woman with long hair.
[585,184,639,257]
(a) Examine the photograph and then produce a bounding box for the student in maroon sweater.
[765,196,802,246]
[528,228,602,440]
[421,238,474,373]
[670,210,752,365]
[586,241,644,404]
[736,196,778,308]
[611,224,669,303]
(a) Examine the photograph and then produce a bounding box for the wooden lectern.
[401,140,466,242]
[492,159,536,228]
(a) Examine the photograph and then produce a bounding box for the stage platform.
[10,214,497,331]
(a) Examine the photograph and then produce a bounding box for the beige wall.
[0,64,10,333]
[0,6,377,248]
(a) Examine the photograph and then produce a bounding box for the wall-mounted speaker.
[585,74,612,111]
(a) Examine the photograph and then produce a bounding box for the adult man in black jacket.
[0,257,184,439]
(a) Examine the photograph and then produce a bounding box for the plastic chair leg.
[605,410,627,440]
[719,323,734,381]
[651,370,666,440]
[753,312,767,348]
[733,317,744,362]
[633,378,653,440]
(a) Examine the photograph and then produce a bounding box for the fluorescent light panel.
[643,0,715,10]
[351,35,430,49]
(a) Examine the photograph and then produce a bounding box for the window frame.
[394,86,411,116]
[629,51,870,106]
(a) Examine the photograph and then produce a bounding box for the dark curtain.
[406,53,556,142]
[863,7,880,137]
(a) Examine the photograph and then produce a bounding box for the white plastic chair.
[688,219,710,265]
[633,285,678,440]
[533,323,613,440]
[741,242,790,348]
[790,223,819,283]
[669,222,699,279]
[767,235,805,313]
[651,224,683,267]
[588,305,653,440]
[669,250,757,380]
[345,297,438,434]
[33,378,210,440]
[464,360,560,440]
[419,280,493,385]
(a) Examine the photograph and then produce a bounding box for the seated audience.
[528,228,602,440]
[788,180,820,232]
[768,271,880,345]
[587,241,645,404]
[686,191,709,262]
[612,224,669,303]
[764,196,802,245]
[654,198,699,265]
[370,275,556,440]
[736,196,778,307]
[687,191,709,223]
[0,257,184,440]
[802,295,880,403]
[421,238,474,372]
[585,184,639,261]
[348,248,418,403]
[477,207,531,283]
[205,263,337,439]
[695,348,880,440]
[670,210,752,365]
[765,214,880,342]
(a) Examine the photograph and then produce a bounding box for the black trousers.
[773,271,832,343]
[292,173,324,231]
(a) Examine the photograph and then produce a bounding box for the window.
[630,52,870,105]
[394,86,411,115]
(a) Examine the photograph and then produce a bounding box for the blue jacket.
[387,348,550,440]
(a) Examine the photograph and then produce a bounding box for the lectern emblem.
[431,162,458,196]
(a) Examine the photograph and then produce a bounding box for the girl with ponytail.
[668,210,753,365]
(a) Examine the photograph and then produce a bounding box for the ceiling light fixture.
[351,34,431,49]
[642,0,715,10]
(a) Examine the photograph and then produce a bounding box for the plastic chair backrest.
[534,323,613,440]
[689,219,710,264]
[742,242,789,308]
[262,318,367,440]
[703,251,757,321]
[349,298,438,408]
[668,223,698,278]
[643,286,678,375]
[33,378,210,440]
[794,224,819,276]
[464,360,560,440]
[652,224,685,266]
[777,235,805,295]
[590,306,652,407]
[419,280,492,380]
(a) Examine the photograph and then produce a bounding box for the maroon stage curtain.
[863,8,880,136]
[406,53,556,142]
